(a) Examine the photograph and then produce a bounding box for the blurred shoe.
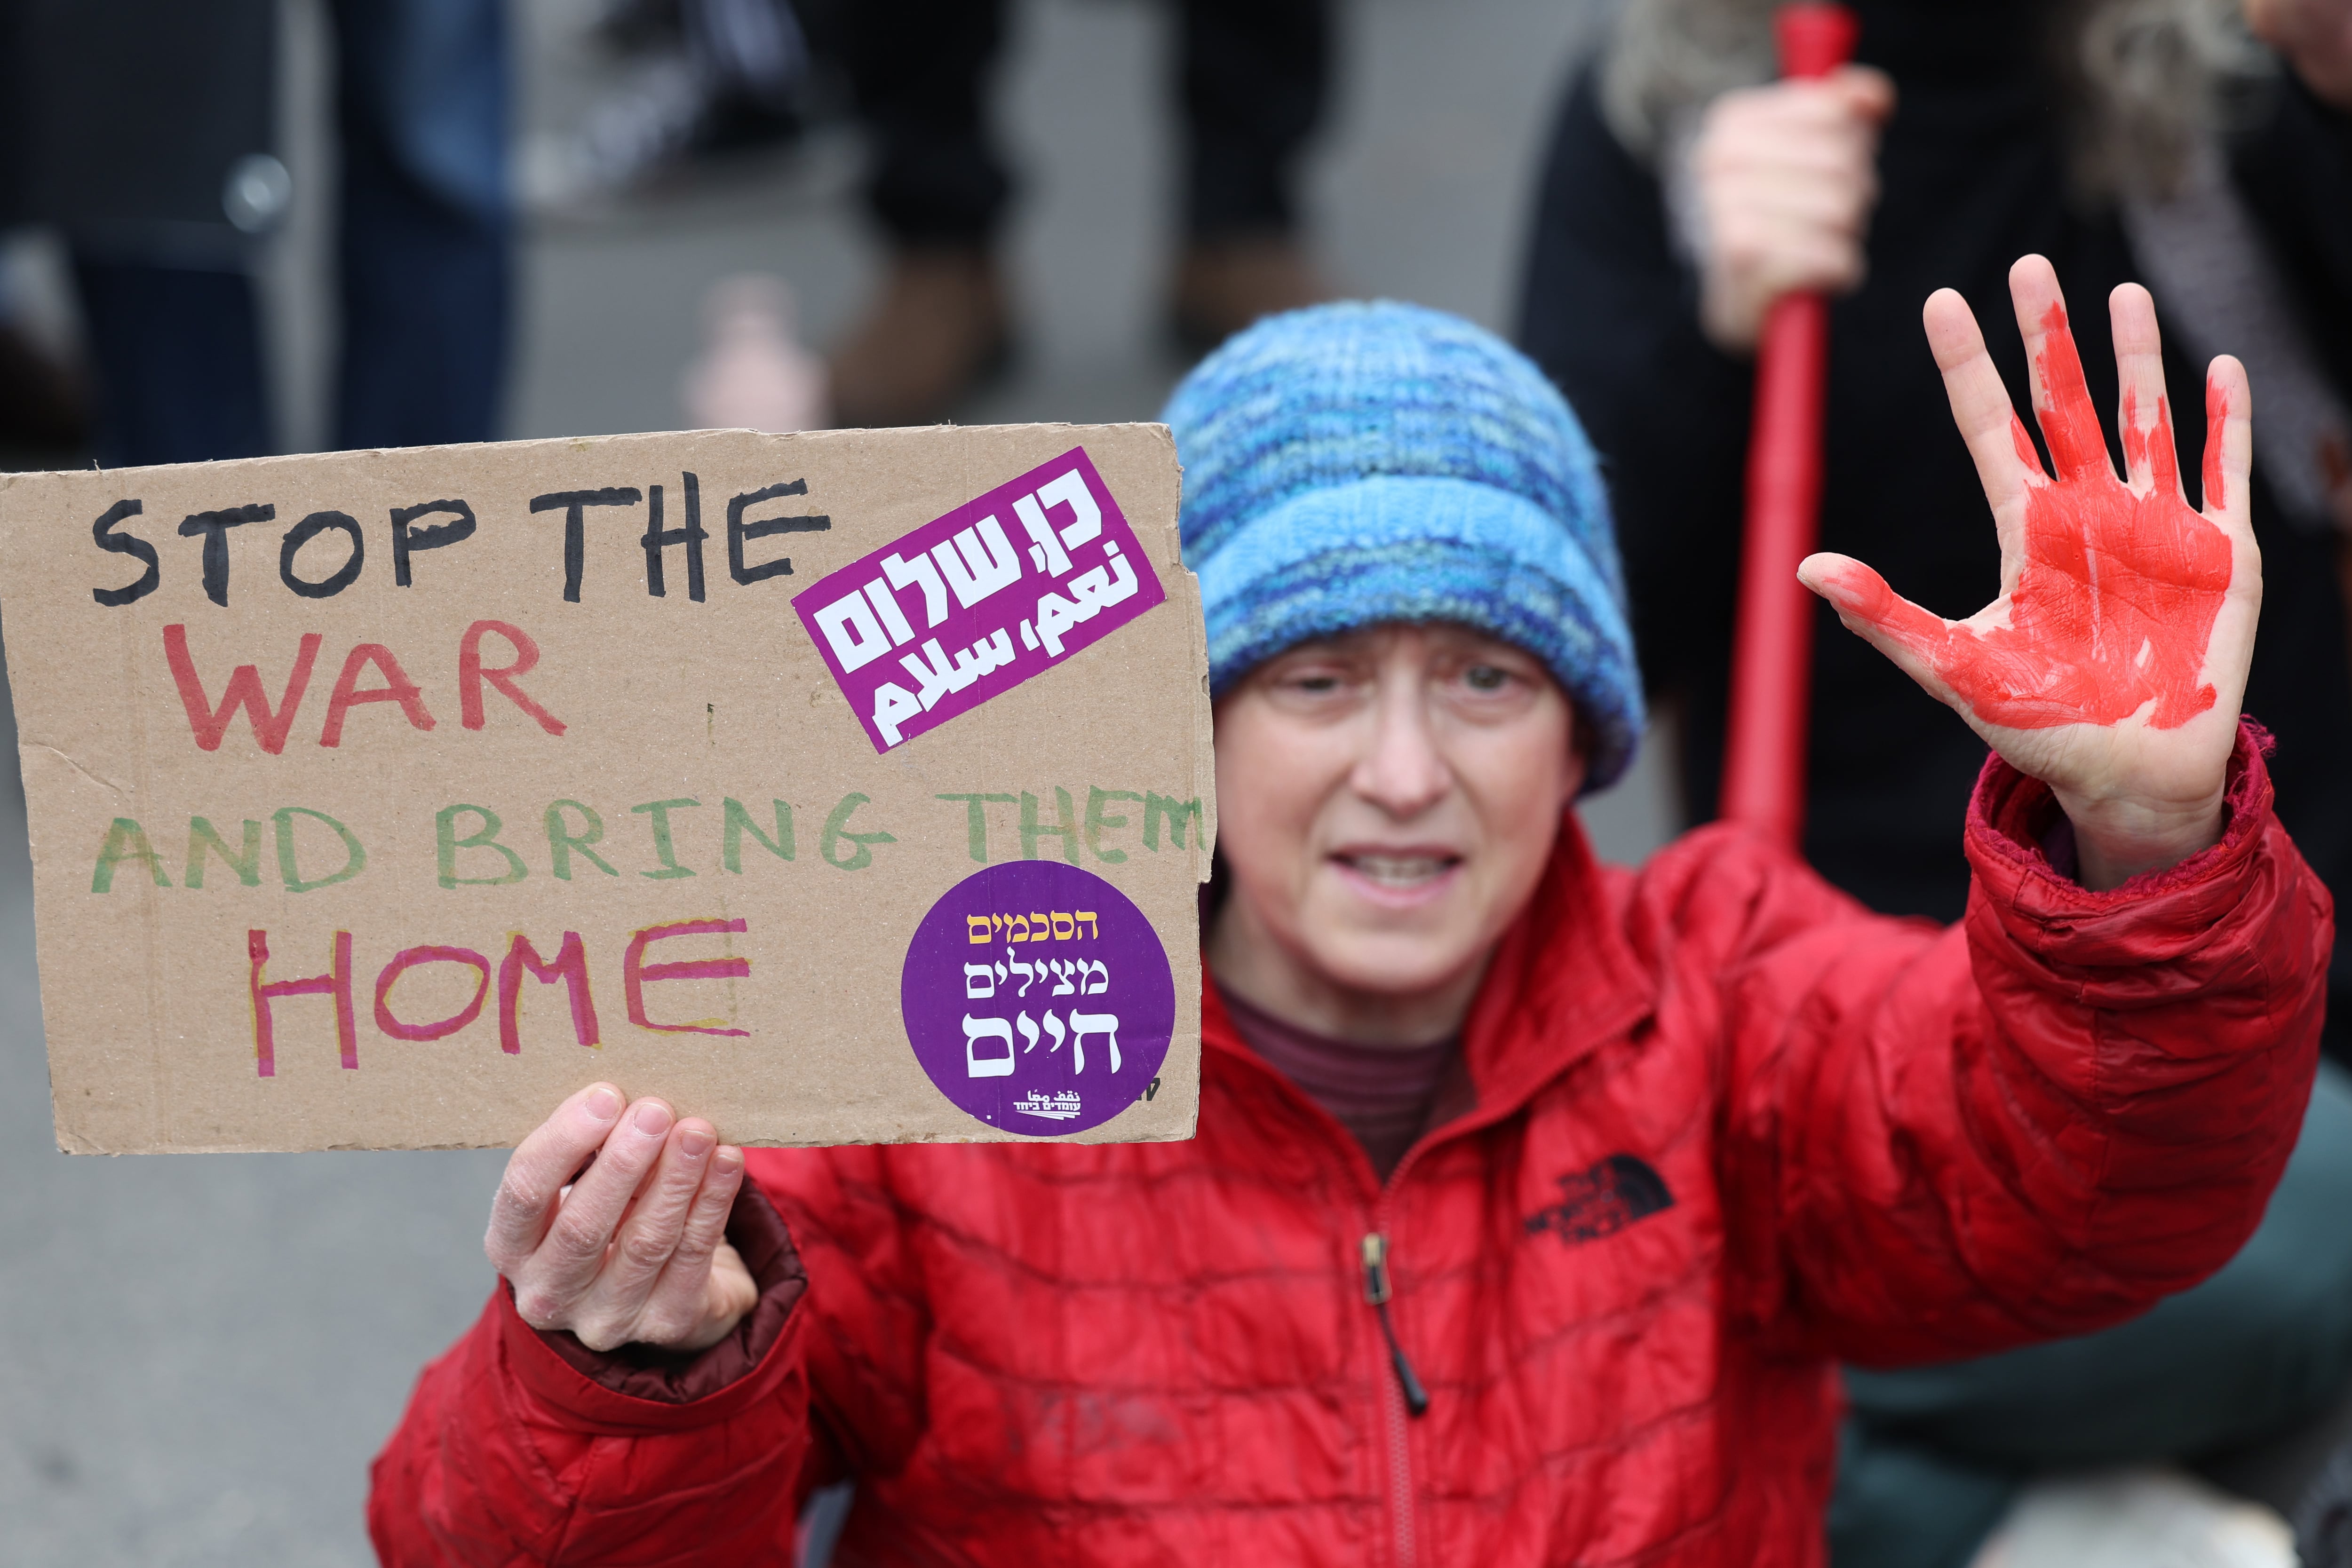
[522,54,802,214]
[1169,236,1337,355]
[525,0,817,215]
[0,322,89,451]
[826,250,1011,428]
[682,273,830,432]
[1967,1468,2295,1568]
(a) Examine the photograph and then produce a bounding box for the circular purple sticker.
[901,861,1176,1137]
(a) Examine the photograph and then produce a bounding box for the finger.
[1715,177,1875,247]
[641,1146,748,1346]
[1713,98,1885,157]
[486,1082,624,1272]
[1732,230,1871,296]
[596,1118,724,1314]
[1800,553,1949,662]
[526,1096,677,1302]
[1767,71,1895,132]
[1922,288,2042,545]
[1706,117,1883,186]
[2202,353,2254,531]
[2200,352,2263,722]
[2010,254,2115,483]
[1828,64,1897,121]
[1799,553,2004,724]
[1739,174,1881,237]
[1706,92,1885,176]
[2108,283,2182,498]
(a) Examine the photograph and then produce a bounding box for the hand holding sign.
[1798,254,2259,890]
[486,1083,756,1351]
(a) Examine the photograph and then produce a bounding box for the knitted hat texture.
[1164,300,1644,792]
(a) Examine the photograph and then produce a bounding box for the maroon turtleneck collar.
[1217,988,1474,1180]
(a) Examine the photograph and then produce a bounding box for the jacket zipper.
[1360,1232,1430,1416]
[1362,1228,1427,1568]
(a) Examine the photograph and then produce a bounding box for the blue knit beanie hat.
[1164,300,1644,792]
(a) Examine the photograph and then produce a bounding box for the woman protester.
[371,287,2328,1565]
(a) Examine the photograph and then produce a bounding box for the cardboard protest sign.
[0,425,1211,1154]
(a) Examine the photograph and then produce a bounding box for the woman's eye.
[1463,665,1510,692]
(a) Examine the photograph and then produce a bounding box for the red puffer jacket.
[371,732,2330,1567]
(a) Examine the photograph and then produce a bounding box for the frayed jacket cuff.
[492,1180,806,1432]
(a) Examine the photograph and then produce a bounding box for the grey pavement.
[0,1,1669,1562]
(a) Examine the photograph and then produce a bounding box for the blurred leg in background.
[19,0,280,466]
[1830,1062,2352,1568]
[330,0,514,449]
[1168,0,1335,352]
[69,261,270,465]
[0,301,87,458]
[823,0,1013,428]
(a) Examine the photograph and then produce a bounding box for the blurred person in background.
[0,0,510,467]
[1518,0,2352,1564]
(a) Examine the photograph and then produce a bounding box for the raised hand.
[486,1083,757,1352]
[1799,255,2260,891]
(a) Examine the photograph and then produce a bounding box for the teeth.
[1349,855,1447,886]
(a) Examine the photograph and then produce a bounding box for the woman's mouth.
[1329,849,1463,903]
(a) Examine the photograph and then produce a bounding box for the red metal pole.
[1716,2,1859,851]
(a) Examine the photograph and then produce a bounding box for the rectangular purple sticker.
[793,446,1167,752]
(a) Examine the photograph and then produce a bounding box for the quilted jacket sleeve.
[366,1161,895,1566]
[1709,723,2333,1366]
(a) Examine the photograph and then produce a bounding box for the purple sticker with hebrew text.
[901,862,1176,1136]
[793,447,1166,752]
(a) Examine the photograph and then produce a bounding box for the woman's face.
[1208,623,1585,1041]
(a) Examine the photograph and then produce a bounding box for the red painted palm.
[1800,257,2258,887]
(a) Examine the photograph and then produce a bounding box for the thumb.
[1800,552,1967,711]
[1830,64,1897,123]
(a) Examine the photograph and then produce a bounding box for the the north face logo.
[1524,1154,1674,1245]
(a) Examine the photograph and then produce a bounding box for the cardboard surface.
[0,425,1211,1154]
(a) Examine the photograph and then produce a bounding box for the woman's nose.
[1351,679,1450,818]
